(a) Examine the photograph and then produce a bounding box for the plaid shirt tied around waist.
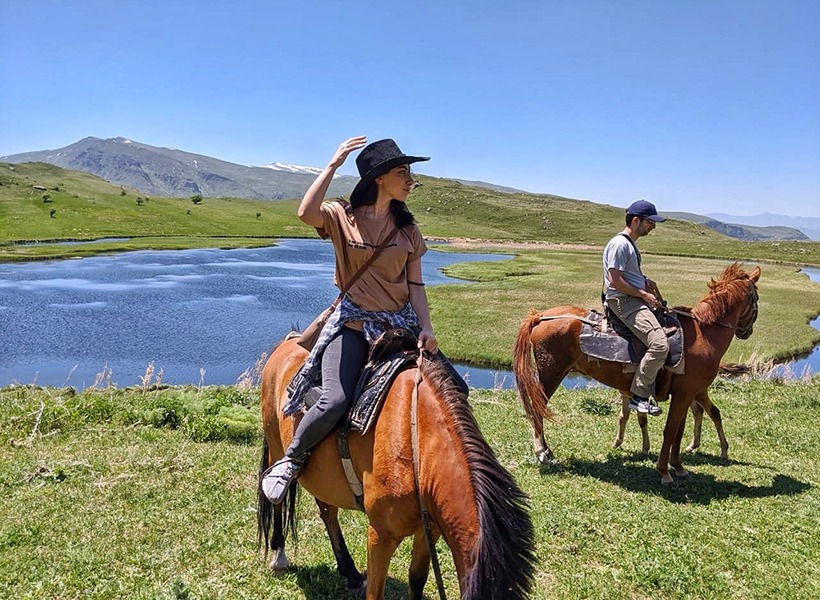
[284,296,421,416]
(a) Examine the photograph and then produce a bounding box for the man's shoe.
[261,457,301,504]
[629,395,663,417]
[628,395,649,413]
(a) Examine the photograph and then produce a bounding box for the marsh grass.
[1,378,818,599]
[428,250,820,366]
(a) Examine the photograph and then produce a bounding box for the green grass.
[1,379,818,599]
[428,250,820,366]
[3,163,819,266]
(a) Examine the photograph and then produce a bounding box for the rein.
[410,352,447,600]
[671,308,736,330]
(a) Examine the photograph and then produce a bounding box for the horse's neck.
[416,388,481,573]
[690,300,742,357]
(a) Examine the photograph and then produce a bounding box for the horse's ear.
[750,266,761,282]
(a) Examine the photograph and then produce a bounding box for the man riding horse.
[602,200,668,416]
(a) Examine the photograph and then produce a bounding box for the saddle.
[573,308,685,375]
[340,327,420,436]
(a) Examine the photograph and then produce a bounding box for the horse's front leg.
[690,390,729,461]
[685,399,704,454]
[669,414,689,480]
[366,525,401,600]
[315,499,365,595]
[612,391,650,453]
[661,394,692,483]
[268,501,290,573]
[408,530,431,600]
[657,394,691,484]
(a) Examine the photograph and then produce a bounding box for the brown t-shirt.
[320,200,427,312]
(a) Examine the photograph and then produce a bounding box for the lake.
[0,239,523,389]
[1,244,817,390]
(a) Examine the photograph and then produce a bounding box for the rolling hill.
[0,136,357,200]
[2,162,817,267]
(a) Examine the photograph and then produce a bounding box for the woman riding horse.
[261,136,467,504]
[258,338,536,599]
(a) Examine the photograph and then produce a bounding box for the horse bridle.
[735,282,759,339]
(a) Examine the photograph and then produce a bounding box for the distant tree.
[120,188,127,196]
[191,194,203,205]
[186,209,191,215]
[42,193,51,203]
[136,198,144,206]
[49,209,56,218]
[256,212,261,219]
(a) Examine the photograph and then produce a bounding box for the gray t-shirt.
[602,233,646,300]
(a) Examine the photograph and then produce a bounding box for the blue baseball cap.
[626,200,666,222]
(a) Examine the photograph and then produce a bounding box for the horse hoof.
[684,444,698,453]
[674,469,690,480]
[611,439,623,449]
[349,579,367,599]
[537,450,556,466]
[660,473,674,485]
[269,549,290,574]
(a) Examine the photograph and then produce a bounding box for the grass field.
[2,162,819,599]
[427,249,820,367]
[2,162,819,266]
[1,378,818,599]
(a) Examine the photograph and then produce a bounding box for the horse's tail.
[719,362,751,375]
[257,438,274,556]
[512,310,554,425]
[257,437,298,558]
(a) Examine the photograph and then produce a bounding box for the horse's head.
[735,266,761,340]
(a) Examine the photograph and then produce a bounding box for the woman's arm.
[407,258,438,354]
[297,136,367,228]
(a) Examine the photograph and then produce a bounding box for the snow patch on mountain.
[260,162,339,178]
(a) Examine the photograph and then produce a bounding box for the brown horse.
[513,263,761,484]
[257,337,536,599]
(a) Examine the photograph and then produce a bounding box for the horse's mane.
[686,263,755,325]
[419,359,535,600]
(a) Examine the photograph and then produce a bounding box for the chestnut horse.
[513,263,760,484]
[257,337,535,600]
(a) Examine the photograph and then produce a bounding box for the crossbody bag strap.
[329,226,400,309]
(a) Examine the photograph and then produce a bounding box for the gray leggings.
[286,326,468,458]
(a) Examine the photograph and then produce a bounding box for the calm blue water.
[1,246,817,390]
[0,239,520,389]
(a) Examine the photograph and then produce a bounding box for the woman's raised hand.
[328,136,367,169]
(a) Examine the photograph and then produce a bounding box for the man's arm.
[608,268,660,309]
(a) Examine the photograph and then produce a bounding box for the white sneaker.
[261,457,300,504]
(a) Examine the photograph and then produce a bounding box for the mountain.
[0,137,357,200]
[664,211,810,242]
[451,178,526,194]
[706,212,820,241]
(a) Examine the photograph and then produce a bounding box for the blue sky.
[1,0,818,217]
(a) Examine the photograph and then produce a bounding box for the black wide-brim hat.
[349,139,429,206]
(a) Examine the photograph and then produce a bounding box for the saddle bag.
[297,304,336,351]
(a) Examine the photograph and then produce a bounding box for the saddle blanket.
[574,310,685,374]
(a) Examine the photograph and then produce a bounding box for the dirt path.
[428,237,602,252]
